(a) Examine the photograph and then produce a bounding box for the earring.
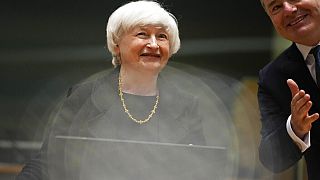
[112,54,121,67]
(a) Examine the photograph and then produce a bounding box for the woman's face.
[115,25,170,73]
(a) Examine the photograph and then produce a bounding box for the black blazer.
[258,43,320,180]
[16,67,208,180]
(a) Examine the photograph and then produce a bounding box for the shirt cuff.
[286,115,310,152]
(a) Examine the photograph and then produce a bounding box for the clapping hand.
[287,79,319,139]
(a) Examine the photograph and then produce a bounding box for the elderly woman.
[15,1,212,180]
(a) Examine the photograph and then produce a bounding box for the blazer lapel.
[283,44,320,112]
[86,68,120,138]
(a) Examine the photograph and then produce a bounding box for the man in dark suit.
[258,0,320,179]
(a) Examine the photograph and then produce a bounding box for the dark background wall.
[0,0,275,178]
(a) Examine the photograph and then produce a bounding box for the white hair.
[106,0,180,67]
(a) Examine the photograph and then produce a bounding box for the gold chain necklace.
[118,74,159,124]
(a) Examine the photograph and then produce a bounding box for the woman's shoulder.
[66,68,117,98]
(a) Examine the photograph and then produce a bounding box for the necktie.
[310,45,320,86]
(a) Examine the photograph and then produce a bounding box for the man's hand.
[287,79,319,139]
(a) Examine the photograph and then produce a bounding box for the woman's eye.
[158,34,168,40]
[136,32,148,37]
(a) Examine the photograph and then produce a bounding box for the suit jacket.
[16,67,207,180]
[258,43,320,180]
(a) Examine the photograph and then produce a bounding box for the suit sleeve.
[14,97,67,180]
[15,84,91,180]
[15,142,49,180]
[257,70,302,173]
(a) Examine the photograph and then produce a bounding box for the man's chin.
[281,28,312,43]
[292,23,316,36]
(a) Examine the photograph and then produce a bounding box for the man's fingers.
[291,90,306,109]
[294,94,311,112]
[306,113,320,124]
[287,79,300,97]
[292,113,319,137]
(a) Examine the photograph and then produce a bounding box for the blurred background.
[0,0,305,179]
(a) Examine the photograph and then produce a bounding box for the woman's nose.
[146,36,159,48]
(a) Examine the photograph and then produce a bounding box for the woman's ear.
[114,44,120,55]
